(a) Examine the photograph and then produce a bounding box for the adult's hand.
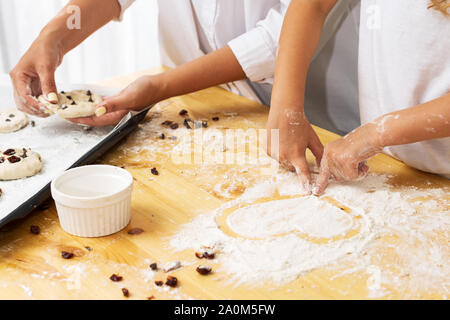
[9,38,63,117]
[69,75,166,126]
[9,0,123,117]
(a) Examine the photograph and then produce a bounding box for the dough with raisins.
[0,148,43,181]
[38,90,102,119]
[0,109,29,133]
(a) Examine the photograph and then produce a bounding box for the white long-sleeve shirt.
[117,0,361,134]
[118,0,289,103]
[359,0,450,177]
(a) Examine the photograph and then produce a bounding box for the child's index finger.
[313,162,331,196]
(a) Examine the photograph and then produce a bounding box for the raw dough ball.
[38,90,102,119]
[0,148,43,181]
[0,109,29,133]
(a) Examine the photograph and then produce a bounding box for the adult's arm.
[9,0,122,116]
[72,0,335,126]
[70,45,247,126]
[71,0,299,125]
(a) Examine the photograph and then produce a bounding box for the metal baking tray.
[0,84,151,228]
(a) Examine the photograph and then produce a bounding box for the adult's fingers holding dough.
[94,93,129,117]
[68,109,129,127]
[38,68,58,104]
[13,88,49,118]
[11,73,48,117]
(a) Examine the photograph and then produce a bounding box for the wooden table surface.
[0,68,448,300]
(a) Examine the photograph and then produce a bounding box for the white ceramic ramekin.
[51,165,133,237]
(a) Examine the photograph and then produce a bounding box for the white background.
[0,0,161,84]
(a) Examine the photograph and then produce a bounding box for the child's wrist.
[363,122,385,150]
[270,99,304,114]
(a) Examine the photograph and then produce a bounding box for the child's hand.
[313,123,382,195]
[266,107,324,194]
[69,75,166,126]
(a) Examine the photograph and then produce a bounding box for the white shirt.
[117,0,361,134]
[118,0,289,103]
[359,0,450,177]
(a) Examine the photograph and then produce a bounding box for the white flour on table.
[227,197,354,239]
[170,172,449,296]
[102,105,449,297]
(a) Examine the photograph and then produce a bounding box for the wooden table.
[0,68,448,300]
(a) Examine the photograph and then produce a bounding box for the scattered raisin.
[179,109,188,116]
[30,225,40,235]
[85,246,93,251]
[7,156,21,163]
[170,123,179,130]
[183,118,193,129]
[195,251,215,260]
[151,168,159,176]
[87,90,92,96]
[5,119,10,122]
[127,228,144,235]
[165,276,178,288]
[159,133,165,140]
[71,101,76,105]
[31,121,35,127]
[196,265,212,275]
[61,105,68,110]
[61,91,65,94]
[8,114,15,118]
[121,288,129,298]
[202,121,208,128]
[150,263,158,271]
[203,252,215,260]
[3,149,15,156]
[161,120,173,126]
[0,157,4,164]
[88,96,94,103]
[66,95,72,100]
[195,252,203,259]
[110,274,123,282]
[154,281,163,287]
[61,251,74,259]
[212,117,219,121]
